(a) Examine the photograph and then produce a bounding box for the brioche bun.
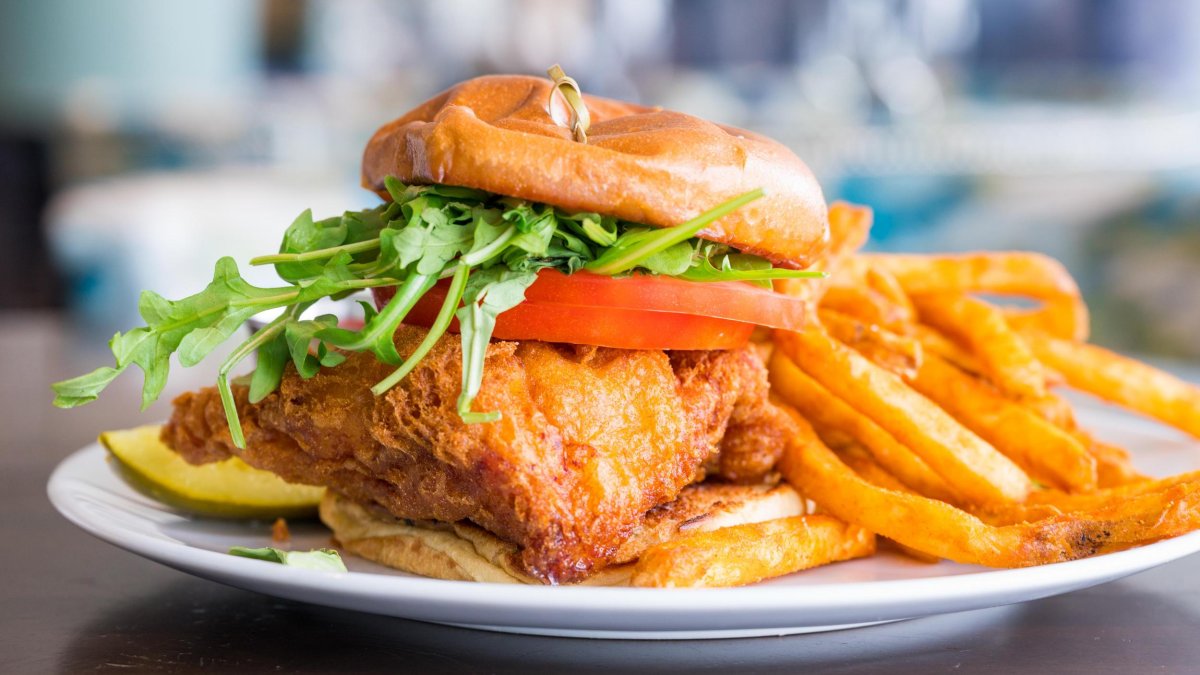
[362,75,828,268]
[320,482,805,585]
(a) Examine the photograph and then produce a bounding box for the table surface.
[5,311,1200,674]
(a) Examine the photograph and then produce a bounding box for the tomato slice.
[520,270,807,330]
[372,269,810,350]
[388,285,753,350]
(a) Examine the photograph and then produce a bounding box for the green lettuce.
[52,181,822,446]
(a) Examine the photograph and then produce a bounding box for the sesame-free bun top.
[362,75,828,269]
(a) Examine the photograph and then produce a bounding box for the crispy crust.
[163,328,792,584]
[320,482,805,585]
[362,75,828,268]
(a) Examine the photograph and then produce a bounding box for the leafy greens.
[228,546,348,572]
[52,180,822,447]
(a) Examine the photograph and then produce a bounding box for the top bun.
[362,75,828,268]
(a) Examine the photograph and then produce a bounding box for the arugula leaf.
[679,250,825,286]
[317,273,436,365]
[228,546,348,572]
[50,364,122,407]
[372,263,470,396]
[284,314,342,378]
[389,216,473,275]
[455,268,538,422]
[576,213,619,246]
[55,257,300,411]
[275,210,345,281]
[248,330,289,403]
[53,179,823,444]
[586,189,764,275]
[637,239,694,277]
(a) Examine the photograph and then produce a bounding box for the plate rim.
[47,437,1200,637]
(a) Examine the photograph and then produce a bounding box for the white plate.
[48,402,1200,640]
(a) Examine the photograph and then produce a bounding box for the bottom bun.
[319,482,805,585]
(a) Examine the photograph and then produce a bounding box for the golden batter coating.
[163,327,788,583]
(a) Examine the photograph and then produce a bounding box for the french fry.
[862,251,1081,300]
[977,469,1189,526]
[1025,471,1196,511]
[775,326,1032,504]
[820,285,912,332]
[912,293,1047,400]
[834,443,913,491]
[768,350,960,503]
[763,219,1200,576]
[1083,437,1148,487]
[1021,391,1078,430]
[905,354,1097,492]
[912,324,983,376]
[819,309,922,379]
[866,267,916,322]
[778,410,1200,566]
[818,266,916,333]
[1003,296,1091,343]
[827,202,874,258]
[1022,331,1200,439]
[1013,390,1144,486]
[864,252,1089,340]
[832,445,941,563]
[629,514,875,588]
[776,202,873,304]
[826,311,1094,490]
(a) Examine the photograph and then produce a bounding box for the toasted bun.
[362,75,828,268]
[320,482,805,585]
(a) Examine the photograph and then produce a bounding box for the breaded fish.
[164,327,789,583]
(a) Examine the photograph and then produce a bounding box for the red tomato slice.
[374,277,779,350]
[519,270,808,331]
[372,269,812,350]
[414,297,755,350]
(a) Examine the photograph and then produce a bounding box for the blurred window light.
[0,0,260,132]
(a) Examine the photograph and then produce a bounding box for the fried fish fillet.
[163,326,789,583]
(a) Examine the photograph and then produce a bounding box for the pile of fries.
[630,203,1200,587]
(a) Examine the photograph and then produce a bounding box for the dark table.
[4,312,1200,674]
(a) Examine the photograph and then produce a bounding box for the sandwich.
[54,72,832,584]
[56,71,1200,587]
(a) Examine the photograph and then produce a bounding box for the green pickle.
[100,425,324,519]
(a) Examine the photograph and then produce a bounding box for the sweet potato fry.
[768,350,960,503]
[906,354,1097,492]
[1022,331,1200,439]
[864,252,1089,340]
[775,326,1031,504]
[629,514,875,588]
[778,411,1200,566]
[912,293,1047,400]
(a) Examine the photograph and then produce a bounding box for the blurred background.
[2,0,1198,387]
